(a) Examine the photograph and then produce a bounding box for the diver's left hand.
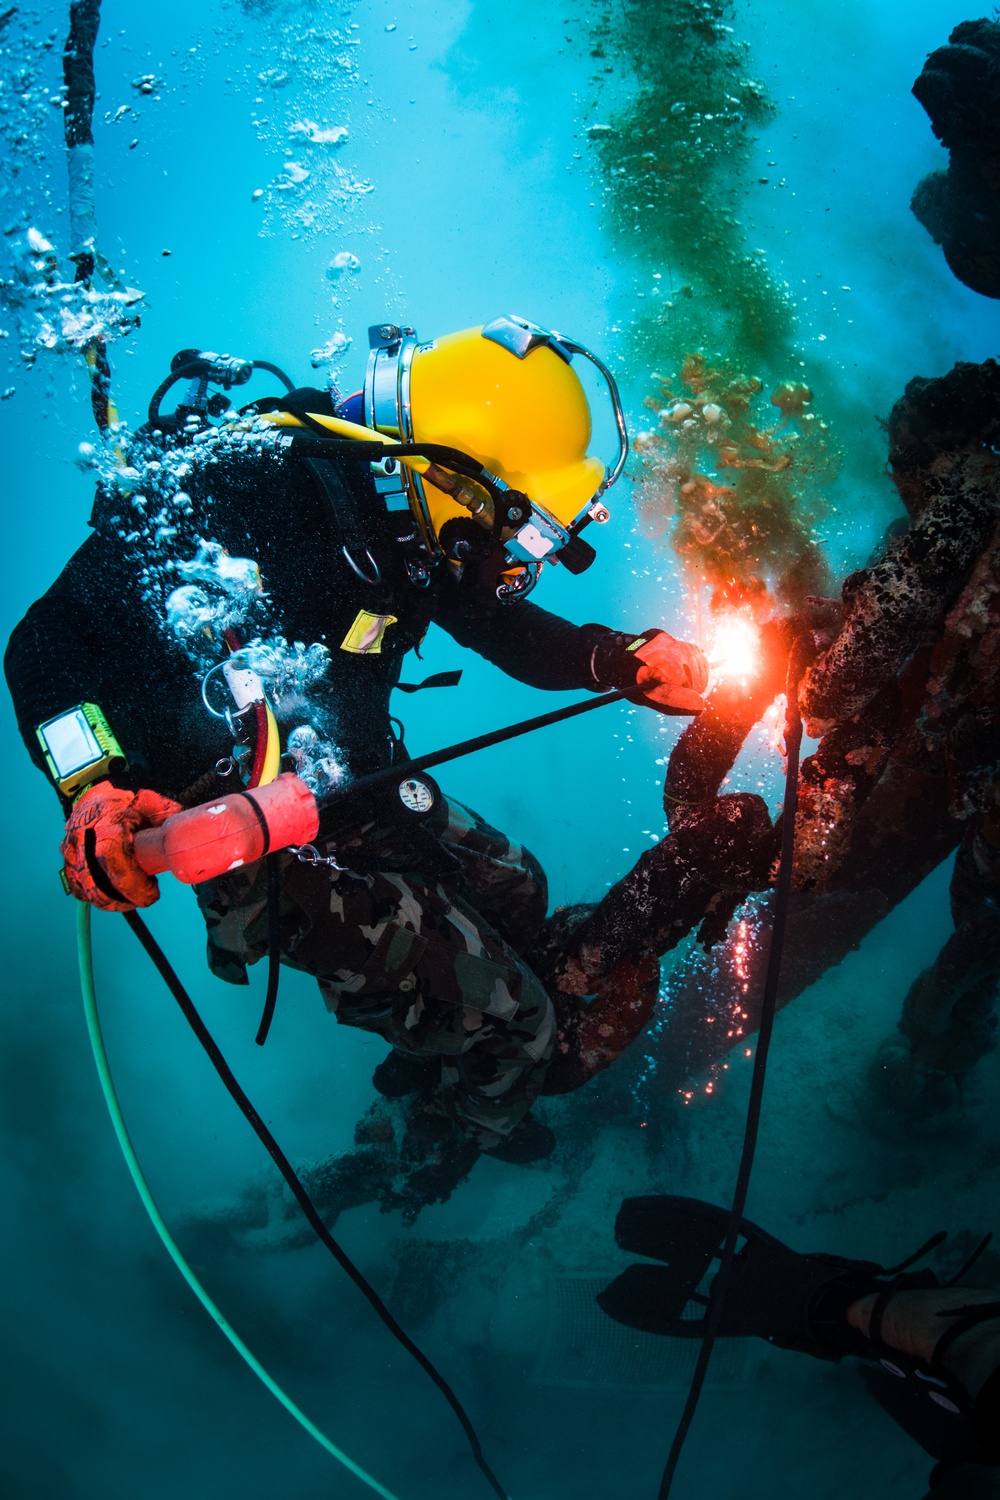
[631,630,708,713]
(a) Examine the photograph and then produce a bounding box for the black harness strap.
[299,455,392,593]
[234,790,271,856]
[395,670,463,694]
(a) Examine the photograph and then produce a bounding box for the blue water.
[1,2,999,1497]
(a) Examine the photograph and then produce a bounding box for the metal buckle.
[290,843,347,871]
[342,544,381,584]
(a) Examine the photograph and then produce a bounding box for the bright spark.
[732,918,751,995]
[708,610,761,686]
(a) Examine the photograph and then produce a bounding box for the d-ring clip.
[342,545,381,585]
[290,843,348,872]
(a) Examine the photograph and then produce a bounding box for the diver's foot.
[483,1114,557,1165]
[372,1048,439,1098]
[598,1195,946,1360]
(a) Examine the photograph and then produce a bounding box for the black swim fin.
[598,1195,942,1362]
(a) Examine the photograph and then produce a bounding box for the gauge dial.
[398,776,435,814]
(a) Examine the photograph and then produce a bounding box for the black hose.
[121,909,509,1500]
[63,0,100,150]
[656,639,808,1500]
[146,360,211,426]
[276,413,524,532]
[251,360,296,392]
[277,407,492,484]
[148,358,297,427]
[316,687,650,839]
[254,854,282,1046]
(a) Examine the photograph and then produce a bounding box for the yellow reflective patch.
[340,610,399,654]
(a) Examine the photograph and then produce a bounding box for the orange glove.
[62,783,182,912]
[631,630,708,713]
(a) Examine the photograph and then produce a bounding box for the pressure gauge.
[398,776,436,815]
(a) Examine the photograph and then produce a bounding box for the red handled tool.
[133,773,319,884]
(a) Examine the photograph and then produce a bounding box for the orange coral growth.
[634,353,839,613]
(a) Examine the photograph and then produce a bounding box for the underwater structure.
[650,11,1000,1106]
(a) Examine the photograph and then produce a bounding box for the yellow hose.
[258,701,281,786]
[261,407,498,543]
[262,409,432,475]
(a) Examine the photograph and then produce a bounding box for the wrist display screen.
[40,708,103,779]
[36,703,126,796]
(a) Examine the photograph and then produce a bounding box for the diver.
[600,1195,1000,1497]
[5,314,714,1182]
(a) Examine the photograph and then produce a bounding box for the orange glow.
[707,610,761,686]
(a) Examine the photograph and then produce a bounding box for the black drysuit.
[6,412,625,797]
[4,399,633,1145]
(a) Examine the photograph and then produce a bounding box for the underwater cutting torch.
[132,687,660,884]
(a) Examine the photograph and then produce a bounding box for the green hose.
[75,900,401,1500]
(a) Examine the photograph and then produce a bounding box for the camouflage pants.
[195,797,555,1148]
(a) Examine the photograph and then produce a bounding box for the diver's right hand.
[631,631,708,713]
[62,783,182,911]
[594,628,708,713]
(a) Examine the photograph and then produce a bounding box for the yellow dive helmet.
[363,315,628,599]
